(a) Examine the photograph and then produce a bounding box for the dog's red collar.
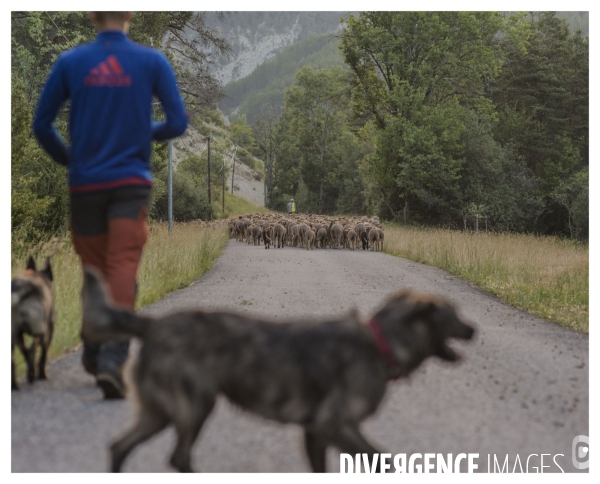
[368,318,401,380]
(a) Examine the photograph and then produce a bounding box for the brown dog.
[11,256,55,390]
[82,268,475,473]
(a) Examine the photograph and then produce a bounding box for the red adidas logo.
[84,55,132,87]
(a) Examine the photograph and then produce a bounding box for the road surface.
[12,240,589,472]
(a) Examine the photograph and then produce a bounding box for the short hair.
[92,12,130,23]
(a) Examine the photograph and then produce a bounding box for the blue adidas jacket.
[33,30,188,192]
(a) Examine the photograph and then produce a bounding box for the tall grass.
[383,225,589,333]
[11,237,83,361]
[11,222,229,373]
[136,222,228,308]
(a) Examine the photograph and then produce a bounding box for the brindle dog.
[11,256,55,390]
[82,268,475,473]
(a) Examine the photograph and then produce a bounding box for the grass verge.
[136,222,228,308]
[383,224,588,333]
[11,221,229,375]
[213,191,271,219]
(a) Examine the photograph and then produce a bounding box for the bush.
[197,123,212,137]
[150,170,214,221]
[236,148,257,170]
[11,82,70,244]
[194,107,225,128]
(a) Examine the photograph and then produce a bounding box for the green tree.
[150,149,227,222]
[332,129,367,215]
[150,170,214,222]
[228,114,256,149]
[459,110,542,232]
[253,104,285,208]
[552,168,588,239]
[282,65,350,213]
[178,149,229,204]
[491,12,588,234]
[267,65,367,215]
[11,81,69,243]
[11,12,95,104]
[267,114,301,212]
[12,11,232,111]
[340,12,524,222]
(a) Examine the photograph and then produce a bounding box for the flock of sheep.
[228,214,385,251]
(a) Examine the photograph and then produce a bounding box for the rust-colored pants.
[71,186,150,309]
[71,186,151,375]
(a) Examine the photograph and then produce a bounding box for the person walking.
[33,12,188,398]
[287,198,296,214]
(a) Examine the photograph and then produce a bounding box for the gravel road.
[12,240,589,472]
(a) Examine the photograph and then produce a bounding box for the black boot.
[96,340,129,399]
[81,338,100,376]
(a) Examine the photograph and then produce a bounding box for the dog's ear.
[26,255,36,271]
[41,257,53,282]
[406,300,438,325]
[383,291,438,325]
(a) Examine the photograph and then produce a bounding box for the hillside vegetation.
[208,12,347,66]
[249,12,588,242]
[220,12,588,124]
[221,33,345,122]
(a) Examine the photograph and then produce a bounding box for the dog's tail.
[81,266,150,343]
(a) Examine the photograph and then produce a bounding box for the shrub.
[11,82,70,244]
[151,170,214,221]
[236,148,257,170]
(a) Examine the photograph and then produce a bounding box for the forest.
[236,12,588,238]
[11,11,589,244]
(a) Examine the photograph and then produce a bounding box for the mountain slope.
[206,12,349,86]
[220,33,345,122]
[172,122,265,207]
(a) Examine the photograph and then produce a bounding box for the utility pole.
[207,135,212,217]
[231,146,238,193]
[263,155,267,203]
[168,139,173,233]
[222,154,225,215]
[265,146,270,207]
